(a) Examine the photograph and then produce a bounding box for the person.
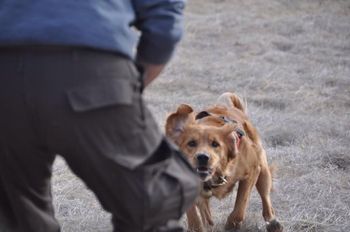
[0,1,200,232]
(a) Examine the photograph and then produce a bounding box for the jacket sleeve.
[132,0,186,65]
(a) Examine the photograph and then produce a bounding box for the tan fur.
[166,92,283,232]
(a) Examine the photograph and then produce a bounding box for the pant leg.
[14,48,186,231]
[0,47,197,232]
[0,143,58,232]
[0,51,59,232]
[0,177,16,231]
[55,54,183,232]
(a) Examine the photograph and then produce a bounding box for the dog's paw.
[224,220,242,231]
[266,219,283,232]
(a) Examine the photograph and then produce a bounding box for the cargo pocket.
[141,139,200,230]
[66,78,134,112]
[65,75,162,170]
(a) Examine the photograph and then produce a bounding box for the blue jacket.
[0,0,185,64]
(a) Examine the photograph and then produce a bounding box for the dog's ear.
[165,104,195,144]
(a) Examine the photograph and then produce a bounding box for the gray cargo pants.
[0,47,199,232]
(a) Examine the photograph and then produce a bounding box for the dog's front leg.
[225,170,260,230]
[197,198,213,227]
[186,204,205,232]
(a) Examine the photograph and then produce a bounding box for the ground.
[51,0,350,231]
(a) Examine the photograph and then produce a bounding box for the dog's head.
[166,104,242,181]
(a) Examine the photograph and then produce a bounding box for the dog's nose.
[196,153,210,166]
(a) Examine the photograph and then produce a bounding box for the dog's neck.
[200,175,228,198]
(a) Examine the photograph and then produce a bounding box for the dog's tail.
[216,92,247,114]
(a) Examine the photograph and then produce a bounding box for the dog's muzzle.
[195,153,212,180]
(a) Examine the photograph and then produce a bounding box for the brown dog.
[165,92,283,232]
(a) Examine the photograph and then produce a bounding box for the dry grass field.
[10,0,350,232]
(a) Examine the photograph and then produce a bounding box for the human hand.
[139,63,165,87]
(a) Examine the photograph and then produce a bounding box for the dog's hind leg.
[256,166,283,232]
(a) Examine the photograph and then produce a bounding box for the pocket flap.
[67,78,133,112]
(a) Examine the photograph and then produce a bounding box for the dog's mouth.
[196,166,213,181]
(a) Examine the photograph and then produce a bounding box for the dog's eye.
[187,140,197,148]
[211,141,220,148]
